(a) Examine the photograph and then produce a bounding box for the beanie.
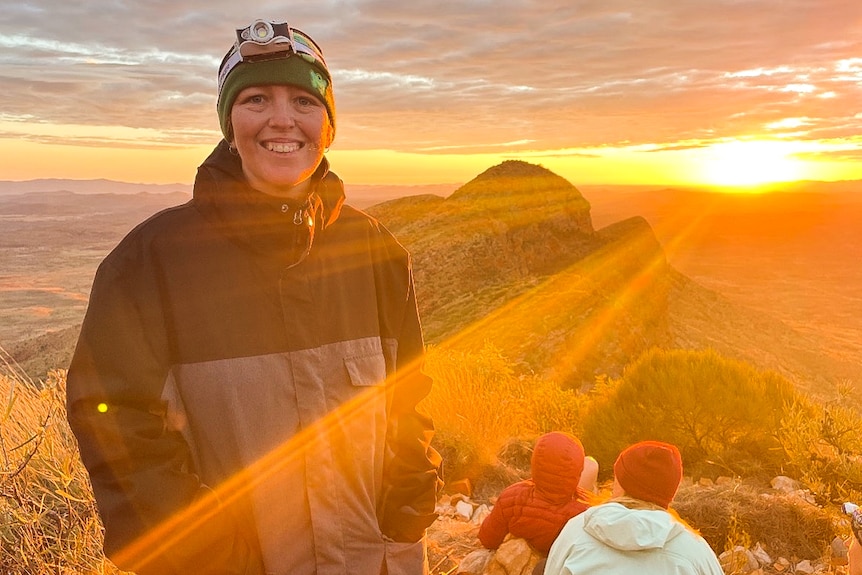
[613,440,682,509]
[216,27,335,142]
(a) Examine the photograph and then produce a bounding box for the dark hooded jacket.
[478,432,590,555]
[67,141,443,575]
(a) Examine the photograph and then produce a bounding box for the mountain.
[582,184,862,399]
[368,162,860,398]
[368,160,672,388]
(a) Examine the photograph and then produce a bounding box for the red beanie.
[613,441,683,509]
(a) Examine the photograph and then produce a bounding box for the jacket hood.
[581,502,685,552]
[192,140,345,262]
[531,432,585,502]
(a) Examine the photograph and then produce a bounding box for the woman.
[67,19,442,575]
[543,441,723,575]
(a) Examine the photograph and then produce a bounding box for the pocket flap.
[344,353,387,387]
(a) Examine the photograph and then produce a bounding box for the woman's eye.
[296,96,315,107]
[240,94,265,105]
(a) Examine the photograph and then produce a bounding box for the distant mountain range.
[2,167,860,408]
[0,178,459,209]
[0,178,193,196]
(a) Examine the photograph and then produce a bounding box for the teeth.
[266,142,301,153]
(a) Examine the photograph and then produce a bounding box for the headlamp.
[236,20,295,57]
[218,19,328,95]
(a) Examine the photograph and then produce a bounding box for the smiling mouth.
[265,142,302,153]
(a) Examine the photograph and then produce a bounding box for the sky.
[1,1,861,187]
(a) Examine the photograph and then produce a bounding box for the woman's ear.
[323,120,335,150]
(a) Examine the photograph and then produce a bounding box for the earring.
[228,142,238,155]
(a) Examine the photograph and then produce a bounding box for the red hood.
[531,432,585,501]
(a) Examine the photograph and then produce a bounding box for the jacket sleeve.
[477,491,511,549]
[542,515,582,575]
[378,261,444,543]
[66,255,257,575]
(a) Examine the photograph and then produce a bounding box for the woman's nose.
[268,97,296,127]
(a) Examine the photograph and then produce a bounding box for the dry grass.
[0,351,124,575]
[422,344,585,487]
[674,480,837,561]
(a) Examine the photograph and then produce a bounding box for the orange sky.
[2,3,862,187]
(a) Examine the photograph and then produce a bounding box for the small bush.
[580,348,799,479]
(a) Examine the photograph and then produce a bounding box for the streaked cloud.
[0,0,860,159]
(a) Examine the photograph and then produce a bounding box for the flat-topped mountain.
[368,161,669,388]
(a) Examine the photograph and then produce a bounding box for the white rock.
[770,475,800,493]
[455,500,474,520]
[751,542,772,566]
[719,546,759,574]
[457,549,493,575]
[471,503,491,525]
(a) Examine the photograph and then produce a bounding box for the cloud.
[2,0,862,154]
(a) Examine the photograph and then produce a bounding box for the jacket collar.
[191,140,346,260]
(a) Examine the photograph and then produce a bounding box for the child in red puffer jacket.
[478,431,598,556]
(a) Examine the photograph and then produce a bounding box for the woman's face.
[230,84,333,199]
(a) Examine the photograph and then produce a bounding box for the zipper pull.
[293,199,314,226]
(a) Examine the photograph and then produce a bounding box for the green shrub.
[581,348,799,479]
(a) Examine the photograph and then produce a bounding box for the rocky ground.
[425,475,855,575]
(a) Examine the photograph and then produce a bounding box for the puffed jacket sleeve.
[66,256,260,575]
[378,263,444,543]
[477,490,511,549]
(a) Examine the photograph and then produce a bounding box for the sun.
[699,140,806,188]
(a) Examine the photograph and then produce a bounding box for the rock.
[770,476,800,493]
[718,546,759,574]
[831,536,849,566]
[449,478,473,497]
[457,549,493,575]
[455,500,475,521]
[716,476,734,485]
[773,557,791,572]
[698,477,714,487]
[794,559,814,574]
[451,493,470,505]
[484,538,541,575]
[751,542,771,566]
[471,503,491,525]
